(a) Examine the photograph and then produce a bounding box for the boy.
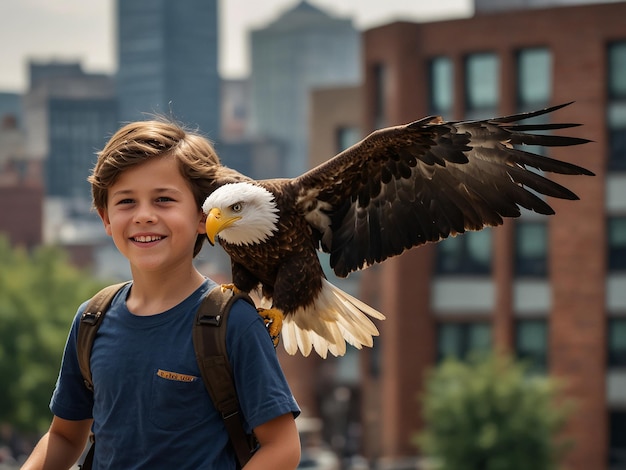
[22,121,301,469]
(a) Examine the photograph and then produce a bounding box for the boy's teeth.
[135,235,162,242]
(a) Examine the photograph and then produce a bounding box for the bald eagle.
[202,103,592,358]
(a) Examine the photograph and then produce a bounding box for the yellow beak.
[205,207,241,245]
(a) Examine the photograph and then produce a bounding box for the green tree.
[0,236,107,433]
[415,353,572,470]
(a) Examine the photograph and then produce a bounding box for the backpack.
[77,282,259,469]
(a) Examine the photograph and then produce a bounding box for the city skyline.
[1,0,472,92]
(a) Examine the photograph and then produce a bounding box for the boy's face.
[98,156,206,274]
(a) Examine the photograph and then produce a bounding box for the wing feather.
[295,103,592,278]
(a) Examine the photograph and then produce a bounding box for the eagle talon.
[221,283,242,295]
[258,308,283,348]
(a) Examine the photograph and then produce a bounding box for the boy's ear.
[197,211,207,235]
[98,208,113,236]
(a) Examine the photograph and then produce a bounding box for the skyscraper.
[22,62,117,201]
[117,0,220,137]
[249,1,361,177]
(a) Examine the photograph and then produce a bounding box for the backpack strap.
[192,286,258,468]
[77,282,129,391]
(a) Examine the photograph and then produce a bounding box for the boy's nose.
[134,204,156,224]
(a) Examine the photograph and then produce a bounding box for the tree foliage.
[416,353,572,470]
[0,236,107,433]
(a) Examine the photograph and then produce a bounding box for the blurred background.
[0,0,625,469]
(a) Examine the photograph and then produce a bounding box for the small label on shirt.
[157,369,198,382]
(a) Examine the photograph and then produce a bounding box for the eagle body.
[202,103,593,358]
[224,181,325,315]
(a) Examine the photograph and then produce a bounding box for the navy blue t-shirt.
[50,279,300,469]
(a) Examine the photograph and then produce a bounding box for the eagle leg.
[220,283,242,295]
[221,283,281,347]
[257,307,283,348]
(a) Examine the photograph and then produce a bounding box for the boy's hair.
[89,120,222,257]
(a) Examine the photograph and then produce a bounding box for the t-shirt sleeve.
[227,300,300,432]
[49,301,95,421]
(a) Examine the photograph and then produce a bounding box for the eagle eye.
[231,202,243,213]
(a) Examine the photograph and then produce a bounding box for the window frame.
[608,317,626,368]
[608,216,626,272]
[608,41,626,171]
[464,51,500,119]
[436,229,493,276]
[516,47,552,109]
[514,219,549,278]
[428,56,454,117]
[436,321,492,362]
[515,318,549,373]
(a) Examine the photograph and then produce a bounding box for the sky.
[0,0,472,93]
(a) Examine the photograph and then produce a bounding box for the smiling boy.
[22,121,301,469]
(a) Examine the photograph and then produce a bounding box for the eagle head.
[202,182,279,246]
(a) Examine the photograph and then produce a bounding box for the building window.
[610,410,626,469]
[436,229,492,275]
[437,321,492,361]
[608,41,626,171]
[515,220,548,277]
[608,318,626,368]
[516,47,552,109]
[465,52,499,119]
[608,216,626,271]
[515,319,548,373]
[514,48,551,158]
[372,63,388,129]
[336,126,360,153]
[429,56,453,117]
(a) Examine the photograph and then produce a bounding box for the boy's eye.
[117,199,134,205]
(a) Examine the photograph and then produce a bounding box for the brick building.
[0,115,43,250]
[281,3,626,470]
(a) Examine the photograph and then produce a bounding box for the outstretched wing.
[294,102,593,278]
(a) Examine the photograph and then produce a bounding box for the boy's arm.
[244,413,300,469]
[21,416,92,470]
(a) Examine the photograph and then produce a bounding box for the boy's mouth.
[132,235,163,243]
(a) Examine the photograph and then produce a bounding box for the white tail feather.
[281,279,386,358]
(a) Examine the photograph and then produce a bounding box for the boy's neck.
[126,268,206,316]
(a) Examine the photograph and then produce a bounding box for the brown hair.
[89,120,223,257]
